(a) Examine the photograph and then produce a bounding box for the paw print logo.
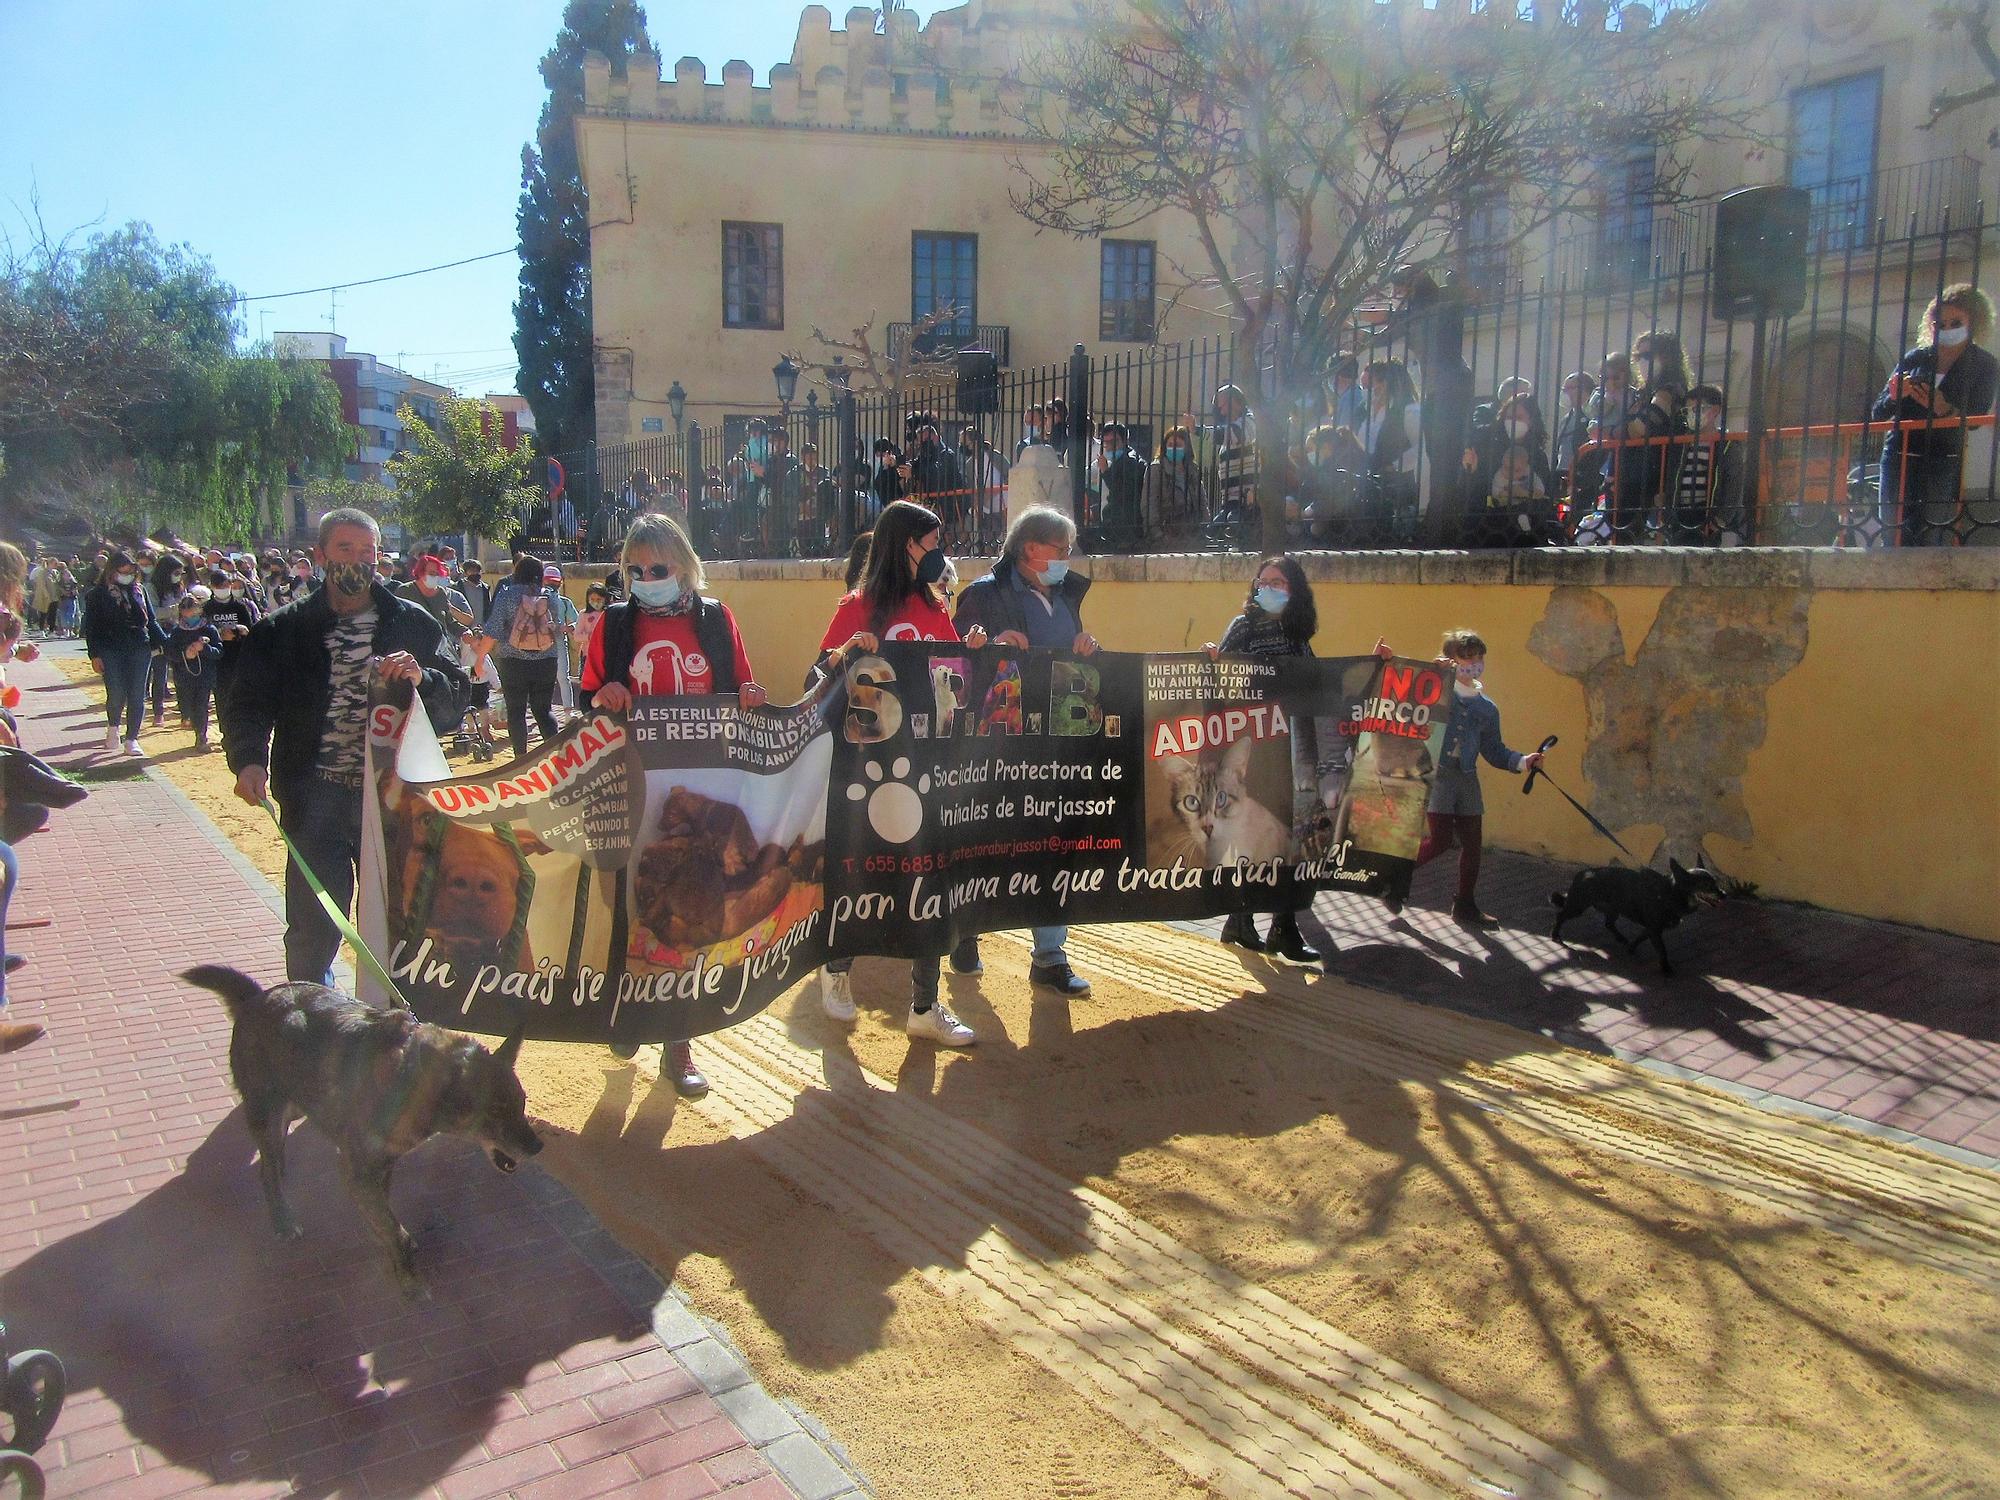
[848,755,929,844]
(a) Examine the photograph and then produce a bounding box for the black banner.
[362,648,1449,1043]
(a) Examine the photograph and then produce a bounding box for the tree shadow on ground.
[1,1109,649,1498]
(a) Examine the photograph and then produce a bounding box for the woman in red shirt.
[582,514,767,1099]
[813,501,987,1044]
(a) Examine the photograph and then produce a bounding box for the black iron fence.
[530,204,1995,562]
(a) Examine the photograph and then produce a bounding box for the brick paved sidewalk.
[1,654,860,1500]
[1260,843,2000,1159]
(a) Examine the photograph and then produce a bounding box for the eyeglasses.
[627,563,675,580]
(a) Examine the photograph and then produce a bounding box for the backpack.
[507,588,558,653]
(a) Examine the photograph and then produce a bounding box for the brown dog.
[389,800,548,970]
[183,965,544,1295]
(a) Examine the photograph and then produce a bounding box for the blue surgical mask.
[1038,559,1070,586]
[1165,446,1186,462]
[1253,585,1289,615]
[631,575,682,610]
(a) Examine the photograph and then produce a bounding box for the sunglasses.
[627,563,676,580]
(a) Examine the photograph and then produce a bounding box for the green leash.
[260,796,414,1011]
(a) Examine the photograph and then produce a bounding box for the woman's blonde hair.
[621,512,705,592]
[1919,284,1995,348]
[0,541,27,603]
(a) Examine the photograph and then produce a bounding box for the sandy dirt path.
[66,654,2000,1499]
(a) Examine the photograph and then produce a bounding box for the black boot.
[1266,911,1321,964]
[1219,912,1266,951]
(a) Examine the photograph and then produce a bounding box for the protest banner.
[359,647,1449,1044]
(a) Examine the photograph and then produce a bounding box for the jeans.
[173,668,215,743]
[100,645,153,739]
[148,651,174,720]
[0,840,15,1012]
[496,654,559,758]
[825,954,942,1007]
[1030,925,1069,968]
[279,782,363,986]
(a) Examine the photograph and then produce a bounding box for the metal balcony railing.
[1544,154,1985,292]
[887,321,1011,366]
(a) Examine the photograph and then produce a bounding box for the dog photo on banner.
[360,649,1449,1047]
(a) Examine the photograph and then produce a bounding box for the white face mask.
[1937,325,1971,348]
[1503,419,1529,440]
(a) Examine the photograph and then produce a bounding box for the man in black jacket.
[221,508,469,985]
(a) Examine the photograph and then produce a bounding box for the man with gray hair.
[222,508,469,985]
[950,507,1099,997]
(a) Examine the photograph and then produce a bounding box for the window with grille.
[1100,240,1156,341]
[1598,146,1659,285]
[1460,198,1512,297]
[722,222,784,330]
[1790,72,1881,252]
[912,232,977,337]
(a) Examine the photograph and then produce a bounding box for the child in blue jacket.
[166,592,223,752]
[1393,627,1544,928]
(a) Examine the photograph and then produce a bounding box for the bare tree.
[1924,1,2000,146]
[1012,0,1758,550]
[788,304,967,396]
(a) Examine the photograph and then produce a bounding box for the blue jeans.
[1031,926,1069,968]
[100,645,153,739]
[279,781,362,986]
[0,840,15,1012]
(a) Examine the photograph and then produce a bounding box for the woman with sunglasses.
[811,501,986,1044]
[579,514,766,1099]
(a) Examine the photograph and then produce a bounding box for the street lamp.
[667,379,687,437]
[772,355,801,411]
[825,355,850,393]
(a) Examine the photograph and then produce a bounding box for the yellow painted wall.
[579,118,1226,442]
[602,556,2000,943]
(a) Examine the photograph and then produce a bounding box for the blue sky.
[0,0,940,396]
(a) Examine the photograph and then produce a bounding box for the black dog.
[182,966,543,1294]
[1549,858,1725,976]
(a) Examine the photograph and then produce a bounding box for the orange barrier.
[1568,414,1995,545]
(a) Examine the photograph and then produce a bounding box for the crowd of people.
[555,274,1995,563]
[0,487,1553,1090]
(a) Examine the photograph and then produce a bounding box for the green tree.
[514,0,650,456]
[387,393,535,544]
[1,218,348,539]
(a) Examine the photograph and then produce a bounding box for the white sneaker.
[124,738,144,757]
[104,726,119,750]
[906,1002,976,1047]
[820,969,857,1023]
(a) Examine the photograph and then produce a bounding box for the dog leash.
[1520,735,1640,863]
[259,796,414,1011]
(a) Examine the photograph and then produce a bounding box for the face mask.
[1504,419,1529,440]
[1938,325,1971,348]
[417,575,439,593]
[747,438,767,462]
[1038,558,1070,587]
[1253,585,1289,614]
[631,575,681,610]
[293,566,312,580]
[1165,446,1186,462]
[913,546,949,587]
[1453,657,1485,682]
[180,613,202,629]
[113,571,136,586]
[326,561,373,598]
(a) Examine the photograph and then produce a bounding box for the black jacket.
[952,555,1091,642]
[220,581,469,805]
[82,581,167,658]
